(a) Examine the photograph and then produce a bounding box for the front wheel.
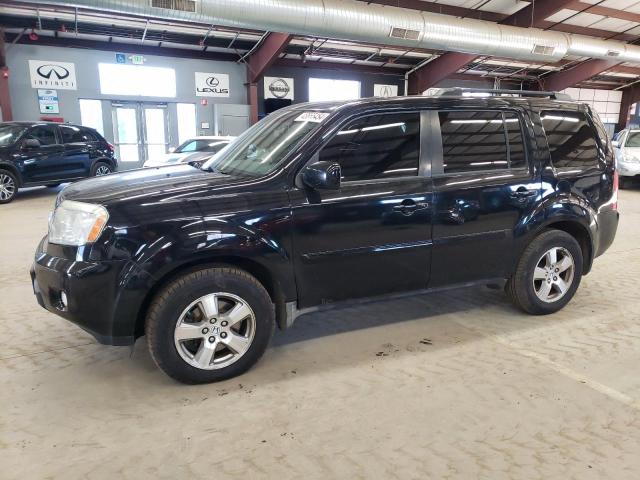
[146,267,275,384]
[0,169,18,204]
[506,230,583,315]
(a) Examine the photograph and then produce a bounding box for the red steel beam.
[246,32,291,123]
[541,58,623,92]
[0,29,12,121]
[617,84,640,131]
[407,0,576,94]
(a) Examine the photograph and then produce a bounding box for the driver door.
[289,111,433,308]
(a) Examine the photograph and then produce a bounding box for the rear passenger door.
[59,125,94,179]
[429,109,540,287]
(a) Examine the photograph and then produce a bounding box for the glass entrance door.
[112,102,170,169]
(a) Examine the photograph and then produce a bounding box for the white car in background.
[613,129,640,188]
[143,136,235,168]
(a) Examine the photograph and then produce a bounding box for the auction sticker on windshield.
[294,112,330,123]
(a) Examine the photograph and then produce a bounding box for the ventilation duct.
[26,0,640,65]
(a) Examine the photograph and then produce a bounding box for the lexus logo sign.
[264,76,294,100]
[195,72,230,97]
[29,60,77,90]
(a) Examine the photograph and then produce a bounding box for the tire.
[619,176,630,189]
[91,161,113,176]
[146,267,275,384]
[0,169,18,204]
[506,230,583,315]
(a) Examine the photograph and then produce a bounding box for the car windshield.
[626,132,640,147]
[176,139,230,153]
[202,110,329,177]
[0,125,27,146]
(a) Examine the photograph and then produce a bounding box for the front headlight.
[48,200,109,246]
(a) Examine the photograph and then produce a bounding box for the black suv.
[0,121,117,203]
[31,90,619,383]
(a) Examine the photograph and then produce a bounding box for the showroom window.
[318,112,420,182]
[79,99,104,136]
[98,63,176,98]
[541,110,599,169]
[308,78,361,102]
[176,103,197,145]
[439,110,513,174]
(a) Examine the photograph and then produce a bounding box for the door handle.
[510,187,537,202]
[393,200,430,216]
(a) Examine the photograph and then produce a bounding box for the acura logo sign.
[36,64,70,80]
[268,78,291,99]
[378,85,393,98]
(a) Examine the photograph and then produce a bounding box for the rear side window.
[60,125,93,143]
[541,111,599,169]
[439,110,525,174]
[319,112,420,181]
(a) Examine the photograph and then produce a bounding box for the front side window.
[541,110,599,169]
[26,126,58,146]
[318,113,420,182]
[177,139,230,153]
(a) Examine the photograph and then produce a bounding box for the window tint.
[60,125,93,143]
[26,126,57,146]
[319,113,420,181]
[504,112,526,169]
[541,110,599,169]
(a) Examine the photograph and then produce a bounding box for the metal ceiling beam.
[246,32,292,124]
[618,84,640,131]
[540,58,623,92]
[407,0,576,94]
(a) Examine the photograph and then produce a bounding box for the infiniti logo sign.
[29,60,77,90]
[36,64,70,80]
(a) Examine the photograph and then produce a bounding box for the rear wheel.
[506,230,583,315]
[0,170,18,204]
[91,161,113,176]
[146,267,275,384]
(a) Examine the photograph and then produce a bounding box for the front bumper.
[31,238,151,345]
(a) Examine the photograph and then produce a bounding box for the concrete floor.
[2,185,640,479]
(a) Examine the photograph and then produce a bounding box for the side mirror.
[22,138,41,150]
[301,161,341,190]
[612,140,620,148]
[168,146,176,153]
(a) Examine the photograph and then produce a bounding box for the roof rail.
[425,88,573,101]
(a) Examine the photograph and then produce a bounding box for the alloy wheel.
[173,292,256,370]
[0,173,16,201]
[95,165,111,176]
[533,247,575,303]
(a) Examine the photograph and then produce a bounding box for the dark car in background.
[31,90,619,383]
[0,122,117,204]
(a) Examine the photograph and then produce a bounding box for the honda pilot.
[31,90,619,383]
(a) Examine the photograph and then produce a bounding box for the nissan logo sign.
[36,65,70,80]
[268,78,291,99]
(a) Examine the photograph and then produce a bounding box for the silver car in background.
[613,129,640,188]
[143,136,235,168]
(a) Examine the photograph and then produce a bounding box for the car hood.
[144,151,212,166]
[58,165,250,205]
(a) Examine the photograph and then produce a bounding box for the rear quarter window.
[540,110,600,170]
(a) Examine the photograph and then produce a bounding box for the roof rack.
[425,88,572,101]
